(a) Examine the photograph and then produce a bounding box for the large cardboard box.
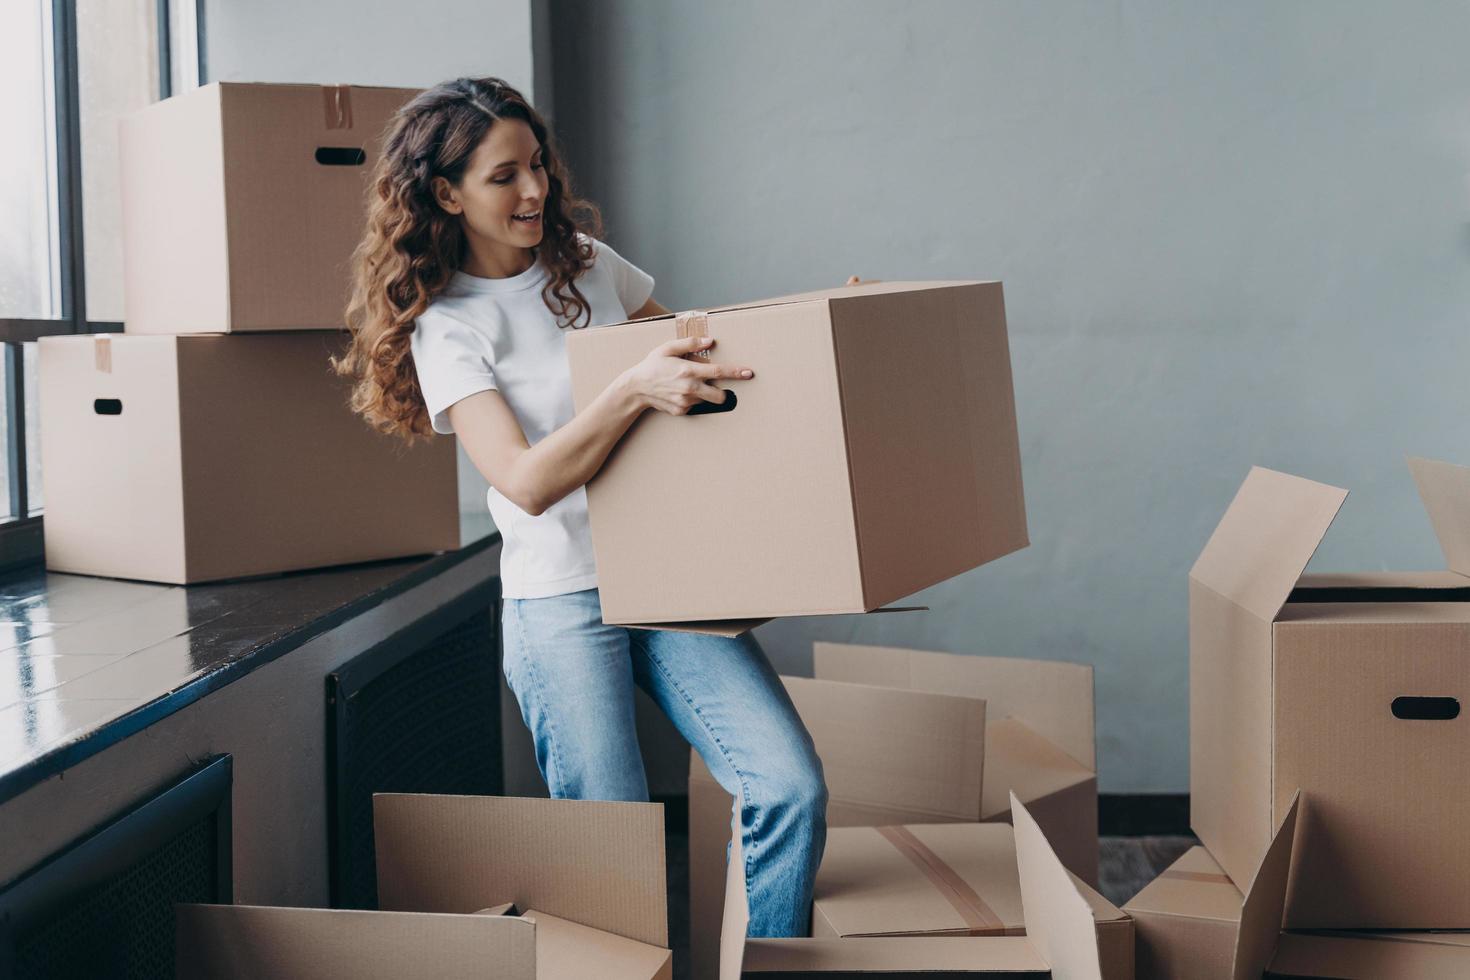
[120,82,417,334]
[688,647,1098,980]
[39,332,459,584]
[813,822,1132,980]
[725,795,1115,978]
[1125,794,1470,979]
[565,280,1027,631]
[1189,456,1470,926]
[177,795,672,979]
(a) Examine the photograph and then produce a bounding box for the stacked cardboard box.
[688,643,1101,979]
[177,795,674,979]
[1124,455,1470,976]
[40,82,458,584]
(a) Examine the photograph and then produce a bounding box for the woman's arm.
[448,323,752,517]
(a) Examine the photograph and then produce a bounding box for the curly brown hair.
[332,76,604,442]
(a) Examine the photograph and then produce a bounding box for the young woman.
[333,76,832,938]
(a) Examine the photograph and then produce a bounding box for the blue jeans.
[500,587,827,938]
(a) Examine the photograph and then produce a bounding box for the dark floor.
[663,830,1196,980]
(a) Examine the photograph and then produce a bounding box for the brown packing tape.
[94,335,111,373]
[874,825,1008,936]
[1160,869,1235,886]
[323,84,354,129]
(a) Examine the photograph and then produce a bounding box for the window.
[0,0,203,573]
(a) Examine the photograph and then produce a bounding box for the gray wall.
[550,1,1470,792]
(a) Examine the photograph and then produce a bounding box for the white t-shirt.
[409,234,655,599]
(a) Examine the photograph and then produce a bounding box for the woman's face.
[433,118,549,253]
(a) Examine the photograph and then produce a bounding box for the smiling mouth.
[512,209,541,224]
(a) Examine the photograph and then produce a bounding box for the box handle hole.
[315,147,367,166]
[685,389,738,416]
[94,398,122,416]
[1391,696,1460,720]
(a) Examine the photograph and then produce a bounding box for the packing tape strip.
[1160,870,1235,885]
[94,335,111,373]
[875,825,1008,936]
[674,309,710,359]
[674,309,709,340]
[323,84,353,129]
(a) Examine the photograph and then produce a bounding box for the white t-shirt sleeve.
[410,309,498,435]
[593,237,656,317]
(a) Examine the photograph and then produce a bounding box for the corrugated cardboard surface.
[565,281,1026,626]
[828,282,1027,609]
[980,735,1097,888]
[813,824,1027,938]
[40,335,188,582]
[119,84,230,336]
[39,333,459,584]
[175,903,534,980]
[569,301,864,623]
[522,910,673,980]
[1273,618,1470,927]
[1270,930,1470,978]
[372,794,668,948]
[1008,792,1105,980]
[812,643,1095,771]
[1408,455,1470,578]
[220,84,416,331]
[122,82,417,333]
[783,676,987,820]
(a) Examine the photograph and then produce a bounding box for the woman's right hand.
[621,336,755,416]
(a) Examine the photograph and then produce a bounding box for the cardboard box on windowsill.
[176,795,672,979]
[565,280,1027,635]
[687,644,1099,980]
[1190,455,1470,927]
[120,81,419,334]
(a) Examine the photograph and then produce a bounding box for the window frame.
[0,0,205,574]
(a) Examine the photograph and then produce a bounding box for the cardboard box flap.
[1010,792,1104,980]
[707,280,986,316]
[813,823,1025,938]
[1291,569,1470,601]
[980,718,1095,821]
[1122,846,1242,923]
[372,794,668,947]
[174,903,534,980]
[1231,791,1299,980]
[1189,467,1347,621]
[812,643,1095,770]
[1408,456,1470,579]
[782,676,986,821]
[522,910,672,980]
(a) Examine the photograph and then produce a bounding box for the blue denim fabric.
[501,587,828,938]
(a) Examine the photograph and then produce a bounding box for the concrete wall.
[548,0,1470,792]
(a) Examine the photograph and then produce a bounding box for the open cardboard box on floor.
[176,795,671,979]
[120,81,419,334]
[565,280,1027,635]
[1190,456,1470,927]
[39,332,459,584]
[1125,792,1470,979]
[688,644,1098,980]
[723,794,1113,978]
[813,822,1132,980]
